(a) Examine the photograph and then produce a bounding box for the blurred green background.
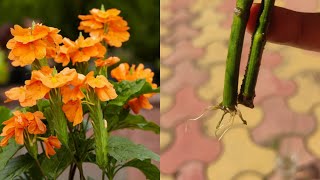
[0,0,159,85]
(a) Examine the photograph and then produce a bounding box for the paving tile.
[288,72,320,113]
[252,97,315,144]
[160,1,320,179]
[161,87,210,128]
[161,173,174,180]
[162,61,209,94]
[161,121,221,174]
[307,105,320,157]
[165,24,199,44]
[166,10,193,27]
[197,42,227,68]
[160,129,172,151]
[275,50,320,79]
[169,0,196,12]
[160,93,173,114]
[207,127,276,180]
[162,40,204,65]
[176,161,205,180]
[190,0,223,14]
[192,24,230,47]
[197,64,225,101]
[253,67,296,104]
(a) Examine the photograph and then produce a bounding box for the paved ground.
[161,0,320,179]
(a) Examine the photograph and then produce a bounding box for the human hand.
[247,4,320,52]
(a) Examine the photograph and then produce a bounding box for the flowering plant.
[0,5,159,180]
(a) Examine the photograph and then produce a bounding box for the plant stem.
[238,0,275,108]
[86,89,108,169]
[222,0,254,108]
[76,163,86,180]
[102,170,105,180]
[76,62,89,75]
[35,158,48,180]
[49,89,69,148]
[69,163,77,180]
[107,172,114,180]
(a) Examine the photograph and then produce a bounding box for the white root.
[186,103,247,140]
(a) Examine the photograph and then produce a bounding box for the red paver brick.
[161,87,210,128]
[254,68,296,104]
[162,61,209,94]
[163,40,204,65]
[169,0,196,12]
[166,10,193,27]
[279,136,316,165]
[161,121,221,174]
[252,97,316,144]
[165,24,200,44]
[177,161,205,180]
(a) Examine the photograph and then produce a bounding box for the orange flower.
[55,35,106,66]
[128,95,153,114]
[43,136,61,158]
[7,39,46,67]
[25,111,46,135]
[4,86,26,104]
[78,8,130,47]
[6,24,62,67]
[111,63,157,113]
[61,73,86,103]
[110,63,130,81]
[95,56,120,67]
[0,111,46,147]
[54,45,70,66]
[111,63,157,86]
[62,100,83,126]
[86,71,117,101]
[43,27,63,58]
[32,66,77,89]
[23,79,51,106]
[11,24,48,43]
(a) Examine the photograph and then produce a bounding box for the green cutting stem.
[238,0,275,108]
[222,0,254,108]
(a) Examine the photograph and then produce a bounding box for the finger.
[247,4,320,52]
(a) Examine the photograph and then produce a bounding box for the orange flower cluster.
[0,111,46,147]
[78,8,130,47]
[5,66,117,126]
[6,24,62,67]
[60,71,117,126]
[55,35,106,66]
[86,71,118,101]
[2,6,158,161]
[111,63,157,114]
[5,66,77,107]
[43,136,61,158]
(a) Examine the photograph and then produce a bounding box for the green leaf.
[108,136,159,163]
[108,79,159,108]
[24,163,44,180]
[122,159,159,180]
[0,154,34,180]
[36,99,50,112]
[110,113,159,134]
[41,146,73,179]
[0,138,22,171]
[0,106,12,132]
